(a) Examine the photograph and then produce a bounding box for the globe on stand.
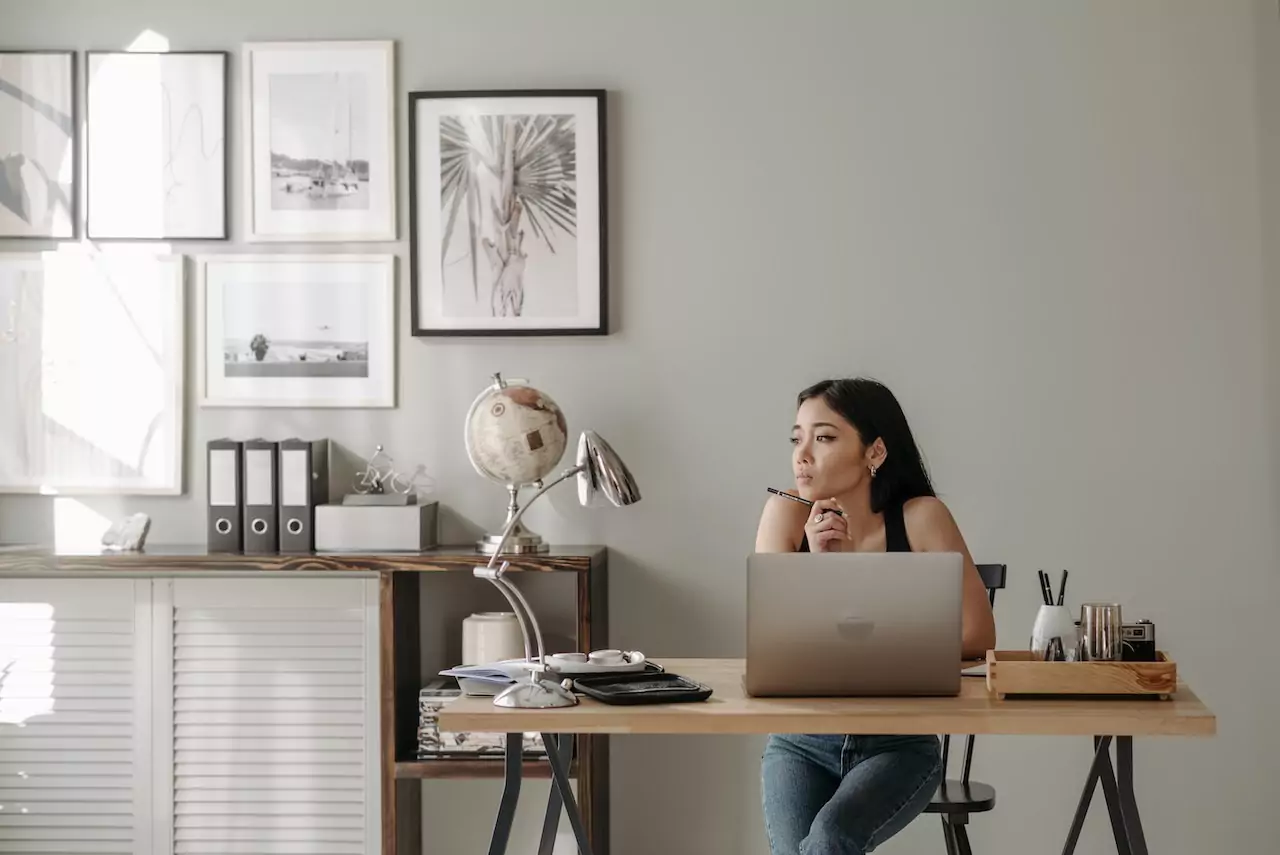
[464,373,569,554]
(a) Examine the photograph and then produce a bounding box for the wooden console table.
[0,544,610,855]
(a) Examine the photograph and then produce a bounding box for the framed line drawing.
[409,89,607,336]
[86,51,228,240]
[243,40,396,242]
[196,254,396,408]
[0,250,185,494]
[0,51,77,239]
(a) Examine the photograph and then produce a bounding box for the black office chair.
[922,562,1006,855]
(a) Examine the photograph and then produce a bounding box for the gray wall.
[4,1,1278,853]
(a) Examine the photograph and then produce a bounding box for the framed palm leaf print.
[408,89,606,336]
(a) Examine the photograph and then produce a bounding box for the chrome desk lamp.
[474,430,641,708]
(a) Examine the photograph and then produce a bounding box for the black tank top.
[798,502,911,553]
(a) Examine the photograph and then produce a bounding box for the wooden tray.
[985,650,1177,699]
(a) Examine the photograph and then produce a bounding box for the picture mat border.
[85,50,230,241]
[194,253,397,408]
[242,39,397,243]
[407,88,608,337]
[0,250,186,495]
[0,50,79,240]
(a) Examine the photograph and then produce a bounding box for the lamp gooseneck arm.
[485,575,534,664]
[476,463,585,673]
[484,465,584,572]
[494,575,550,673]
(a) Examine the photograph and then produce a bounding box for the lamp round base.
[492,678,578,708]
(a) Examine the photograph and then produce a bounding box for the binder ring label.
[215,518,232,535]
[250,518,268,535]
[286,518,303,535]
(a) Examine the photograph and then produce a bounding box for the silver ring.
[813,513,824,523]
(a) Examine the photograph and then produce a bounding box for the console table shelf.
[395,758,580,780]
[0,543,603,574]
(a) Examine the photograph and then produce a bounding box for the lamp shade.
[575,430,641,508]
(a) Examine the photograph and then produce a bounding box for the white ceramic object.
[461,612,525,666]
[1030,604,1081,661]
[543,650,648,674]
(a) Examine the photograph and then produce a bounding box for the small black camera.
[1120,619,1157,662]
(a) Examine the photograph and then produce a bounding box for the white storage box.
[315,501,438,551]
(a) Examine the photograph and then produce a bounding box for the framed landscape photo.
[409,89,606,336]
[0,250,184,494]
[87,51,228,240]
[243,40,396,242]
[196,254,396,408]
[0,51,77,239]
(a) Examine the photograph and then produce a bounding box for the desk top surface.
[437,658,1217,737]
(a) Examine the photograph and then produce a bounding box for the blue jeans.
[761,733,943,855]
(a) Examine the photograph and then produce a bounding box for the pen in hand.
[766,487,846,517]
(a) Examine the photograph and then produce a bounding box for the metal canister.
[1080,603,1123,661]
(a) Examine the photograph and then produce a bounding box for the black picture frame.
[408,89,608,337]
[85,50,229,241]
[0,50,78,240]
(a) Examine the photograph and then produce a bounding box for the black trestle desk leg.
[1097,738,1133,855]
[488,733,524,855]
[544,732,594,855]
[1116,737,1150,855]
[537,734,568,855]
[1061,735,1112,855]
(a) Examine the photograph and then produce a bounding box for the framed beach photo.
[409,89,606,336]
[0,51,77,239]
[196,254,396,408]
[0,250,185,494]
[243,40,396,242]
[87,51,228,240]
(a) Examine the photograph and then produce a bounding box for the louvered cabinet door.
[154,577,381,855]
[0,578,154,855]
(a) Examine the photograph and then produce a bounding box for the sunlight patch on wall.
[127,29,170,52]
[53,496,111,550]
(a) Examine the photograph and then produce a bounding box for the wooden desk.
[439,658,1216,855]
[441,657,1215,737]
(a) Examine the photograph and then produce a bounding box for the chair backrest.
[975,563,1007,607]
[943,563,1007,784]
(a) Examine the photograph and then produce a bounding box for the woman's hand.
[804,499,848,552]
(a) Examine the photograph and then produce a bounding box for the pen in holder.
[1030,604,1080,661]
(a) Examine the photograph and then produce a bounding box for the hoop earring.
[869,464,878,479]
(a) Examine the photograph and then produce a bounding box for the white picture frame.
[0,250,185,494]
[243,40,396,242]
[0,51,77,239]
[86,51,228,240]
[196,254,396,408]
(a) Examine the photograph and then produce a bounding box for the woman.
[756,377,996,855]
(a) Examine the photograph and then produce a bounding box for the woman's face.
[791,396,872,500]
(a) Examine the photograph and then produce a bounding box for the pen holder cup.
[1030,605,1081,662]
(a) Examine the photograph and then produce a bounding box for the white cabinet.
[0,576,381,855]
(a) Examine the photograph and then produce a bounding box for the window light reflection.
[0,602,55,725]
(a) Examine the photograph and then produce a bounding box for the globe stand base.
[476,483,550,555]
[477,529,549,555]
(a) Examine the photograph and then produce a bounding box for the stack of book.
[417,678,544,759]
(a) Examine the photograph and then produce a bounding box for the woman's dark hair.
[797,377,936,514]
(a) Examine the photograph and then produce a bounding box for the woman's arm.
[755,494,809,553]
[903,497,997,659]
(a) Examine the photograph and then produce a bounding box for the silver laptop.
[745,551,964,697]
